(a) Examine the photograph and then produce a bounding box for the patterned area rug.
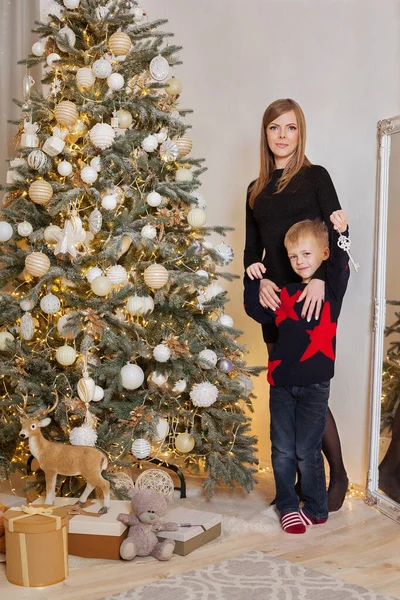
[101,550,395,600]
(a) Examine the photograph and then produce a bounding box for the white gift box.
[43,136,65,156]
[20,133,39,148]
[33,497,131,559]
[157,507,222,556]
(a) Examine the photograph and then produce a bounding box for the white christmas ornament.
[204,283,225,301]
[116,110,133,129]
[131,438,151,460]
[0,332,14,351]
[175,432,195,453]
[6,158,26,184]
[121,363,144,390]
[0,222,13,242]
[175,168,193,183]
[135,469,175,498]
[196,269,209,280]
[90,156,101,172]
[20,298,35,312]
[76,67,95,89]
[106,265,128,285]
[88,209,102,234]
[215,242,234,265]
[44,225,62,244]
[154,418,169,441]
[93,385,104,402]
[54,219,86,259]
[127,296,145,315]
[155,128,168,144]
[149,55,169,81]
[81,165,98,184]
[198,349,218,369]
[141,224,157,240]
[153,344,171,363]
[21,120,40,148]
[187,208,206,228]
[56,26,76,52]
[92,58,112,79]
[77,374,96,403]
[132,6,144,21]
[150,372,168,387]
[57,161,73,177]
[172,379,187,394]
[144,264,168,289]
[237,374,254,397]
[141,135,158,152]
[91,275,112,297]
[191,190,206,208]
[70,425,97,447]
[218,314,234,328]
[86,266,103,283]
[146,191,162,207]
[190,382,219,407]
[175,134,193,157]
[42,135,65,157]
[63,0,80,9]
[160,138,179,162]
[28,149,47,170]
[40,293,61,315]
[56,344,77,366]
[101,194,117,210]
[57,314,75,339]
[107,73,124,91]
[32,41,45,56]
[46,53,61,67]
[90,123,115,149]
[19,312,35,341]
[143,296,155,314]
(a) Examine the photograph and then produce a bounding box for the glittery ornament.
[160,138,179,162]
[69,425,97,447]
[190,381,219,407]
[215,242,234,265]
[149,54,169,81]
[27,149,47,170]
[25,252,51,277]
[144,264,168,289]
[29,180,53,205]
[92,58,113,79]
[153,343,171,362]
[17,221,33,237]
[19,312,35,340]
[109,32,132,56]
[106,265,128,285]
[56,26,76,52]
[198,349,218,369]
[76,67,95,88]
[175,432,195,453]
[40,293,61,315]
[55,343,77,366]
[88,208,102,234]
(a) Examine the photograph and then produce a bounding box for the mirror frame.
[366,116,400,522]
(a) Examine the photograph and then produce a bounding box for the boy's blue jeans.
[269,382,330,520]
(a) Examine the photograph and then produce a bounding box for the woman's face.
[266,110,299,166]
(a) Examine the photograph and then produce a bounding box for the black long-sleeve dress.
[244,164,342,343]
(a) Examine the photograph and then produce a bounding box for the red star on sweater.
[275,288,303,326]
[300,301,337,362]
[267,360,282,386]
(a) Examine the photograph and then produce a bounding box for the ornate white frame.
[366,116,400,523]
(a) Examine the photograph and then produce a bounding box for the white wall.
[40,0,400,486]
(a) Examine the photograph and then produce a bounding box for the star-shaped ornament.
[51,76,62,97]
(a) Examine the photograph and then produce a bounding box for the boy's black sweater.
[244,230,350,386]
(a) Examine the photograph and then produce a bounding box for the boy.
[244,211,349,534]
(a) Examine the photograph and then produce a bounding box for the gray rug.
[101,550,395,600]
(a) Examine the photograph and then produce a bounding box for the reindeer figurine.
[18,391,110,514]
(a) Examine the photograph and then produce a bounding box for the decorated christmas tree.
[0,0,260,497]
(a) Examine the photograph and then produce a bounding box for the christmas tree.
[0,0,260,497]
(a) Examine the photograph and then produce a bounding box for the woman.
[244,98,348,511]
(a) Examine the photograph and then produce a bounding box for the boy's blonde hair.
[284,219,329,249]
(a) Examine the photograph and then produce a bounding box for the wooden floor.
[1,475,400,599]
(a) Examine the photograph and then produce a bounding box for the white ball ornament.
[218,314,234,328]
[40,293,61,315]
[190,382,219,408]
[86,266,103,283]
[70,425,97,447]
[57,161,73,177]
[116,110,133,129]
[90,123,115,149]
[19,312,35,341]
[121,363,144,390]
[81,165,98,184]
[172,379,187,395]
[90,156,101,172]
[165,77,182,96]
[32,41,45,56]
[126,296,145,316]
[198,349,218,369]
[146,191,162,207]
[144,264,169,290]
[143,296,154,314]
[91,275,112,297]
[131,438,151,460]
[237,374,254,397]
[153,344,171,363]
[196,269,209,281]
[107,73,124,91]
[187,208,206,228]
[47,53,61,67]
[101,194,117,210]
[149,54,169,81]
[141,224,157,240]
[25,252,51,277]
[77,374,96,403]
[56,343,77,366]
[141,135,158,152]
[57,314,75,339]
[63,0,80,8]
[93,385,104,402]
[92,58,113,79]
[28,149,47,170]
[20,298,35,312]
[56,26,76,52]
[132,6,144,21]
[155,418,169,441]
[155,128,168,144]
[44,225,62,244]
[159,139,179,162]
[150,372,168,388]
[215,242,234,265]
[0,222,13,242]
[175,169,193,183]
[0,332,14,350]
[175,432,195,453]
[106,265,128,285]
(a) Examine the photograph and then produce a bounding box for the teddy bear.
[117,488,179,561]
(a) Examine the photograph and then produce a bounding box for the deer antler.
[36,389,59,419]
[16,391,29,416]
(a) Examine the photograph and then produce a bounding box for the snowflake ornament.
[50,76,62,97]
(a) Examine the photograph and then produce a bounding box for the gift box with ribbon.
[157,507,222,556]
[3,504,69,587]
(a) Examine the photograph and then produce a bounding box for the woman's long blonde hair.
[248,99,311,208]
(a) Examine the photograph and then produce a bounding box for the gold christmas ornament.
[175,431,195,453]
[76,67,95,89]
[175,134,193,157]
[0,331,14,351]
[165,77,182,96]
[187,208,207,228]
[91,275,112,297]
[29,180,53,205]
[25,251,51,277]
[54,100,78,127]
[109,32,132,56]
[118,235,132,257]
[56,343,77,366]
[143,264,169,290]
[116,109,133,129]
[77,374,96,403]
[67,119,87,144]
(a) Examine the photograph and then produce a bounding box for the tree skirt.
[100,550,395,600]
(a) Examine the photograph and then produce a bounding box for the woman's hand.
[246,262,266,280]
[297,278,325,321]
[259,278,281,311]
[330,210,348,233]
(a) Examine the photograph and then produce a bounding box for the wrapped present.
[20,120,40,148]
[157,507,222,556]
[0,495,27,557]
[4,505,69,587]
[33,497,130,560]
[43,135,65,156]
